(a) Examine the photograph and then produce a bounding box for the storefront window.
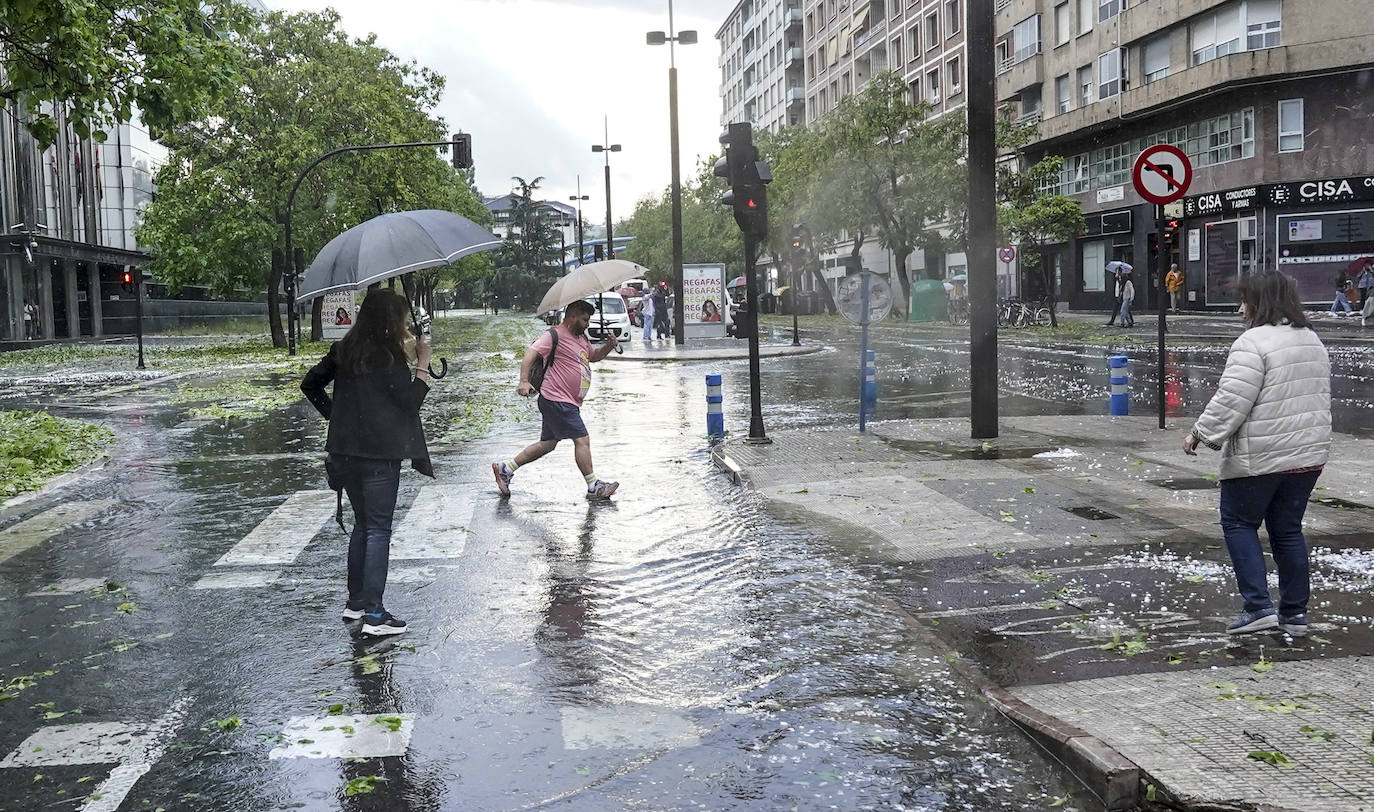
[1082,240,1106,291]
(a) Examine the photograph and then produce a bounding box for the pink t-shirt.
[531,325,593,406]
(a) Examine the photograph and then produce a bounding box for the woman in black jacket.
[301,289,433,636]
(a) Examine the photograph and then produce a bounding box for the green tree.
[621,156,746,285]
[490,176,564,311]
[1,0,250,146]
[137,9,480,347]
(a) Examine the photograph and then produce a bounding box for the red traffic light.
[746,198,759,209]
[120,270,133,284]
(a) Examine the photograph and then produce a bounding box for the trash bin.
[908,279,948,323]
[760,292,777,314]
[799,291,818,316]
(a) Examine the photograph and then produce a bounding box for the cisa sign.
[1185,174,1374,216]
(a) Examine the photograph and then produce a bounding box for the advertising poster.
[681,263,726,339]
[322,291,360,340]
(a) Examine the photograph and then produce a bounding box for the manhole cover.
[1063,506,1120,520]
[1148,477,1219,490]
[1311,496,1371,510]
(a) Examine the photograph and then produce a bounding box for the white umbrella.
[535,259,653,315]
[1105,260,1133,273]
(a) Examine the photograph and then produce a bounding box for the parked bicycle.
[996,297,1052,328]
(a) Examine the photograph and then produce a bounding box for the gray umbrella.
[297,209,501,300]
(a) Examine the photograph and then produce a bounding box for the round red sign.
[1132,144,1192,205]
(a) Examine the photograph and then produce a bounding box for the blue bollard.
[863,350,877,415]
[706,373,724,440]
[1109,355,1129,416]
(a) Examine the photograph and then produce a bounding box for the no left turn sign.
[1132,144,1192,205]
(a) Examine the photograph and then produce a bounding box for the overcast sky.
[271,0,739,224]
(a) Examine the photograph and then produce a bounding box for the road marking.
[560,706,700,751]
[192,571,281,590]
[915,598,1103,619]
[212,491,336,567]
[390,487,474,560]
[269,713,415,760]
[0,697,190,811]
[27,577,111,596]
[0,501,114,566]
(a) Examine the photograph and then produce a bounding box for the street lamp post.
[591,119,621,263]
[569,176,589,267]
[648,3,697,346]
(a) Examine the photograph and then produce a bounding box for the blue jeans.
[642,313,654,340]
[1119,298,1134,325]
[1219,469,1321,615]
[1330,291,1353,313]
[334,454,401,614]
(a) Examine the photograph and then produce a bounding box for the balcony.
[785,46,803,66]
[996,47,1043,100]
[784,7,803,30]
[786,86,806,105]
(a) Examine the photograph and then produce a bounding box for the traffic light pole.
[134,268,145,370]
[744,234,769,444]
[1156,203,1168,429]
[967,0,998,439]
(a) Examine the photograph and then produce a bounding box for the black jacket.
[300,343,434,477]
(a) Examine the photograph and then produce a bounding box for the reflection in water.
[534,504,605,704]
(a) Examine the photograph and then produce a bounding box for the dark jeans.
[333,454,401,615]
[1219,469,1321,615]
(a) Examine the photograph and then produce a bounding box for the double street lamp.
[591,119,621,262]
[647,1,697,345]
[569,175,589,267]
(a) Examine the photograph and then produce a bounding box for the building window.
[1246,0,1281,49]
[945,0,960,35]
[908,25,920,59]
[1278,98,1304,152]
[1185,108,1254,166]
[926,12,939,49]
[1054,2,1070,46]
[1055,74,1071,114]
[1143,34,1170,83]
[1091,141,1132,187]
[1098,0,1120,23]
[1191,3,1242,65]
[947,56,962,95]
[1077,0,1093,34]
[928,67,941,102]
[1078,65,1093,107]
[891,36,903,65]
[1097,49,1120,99]
[1012,15,1041,63]
[909,77,921,101]
[1083,240,1106,291]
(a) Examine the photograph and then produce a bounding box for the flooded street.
[0,317,1099,810]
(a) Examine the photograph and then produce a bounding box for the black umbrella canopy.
[297,209,501,300]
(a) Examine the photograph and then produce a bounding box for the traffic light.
[1163,219,1179,247]
[593,243,604,261]
[451,132,473,170]
[120,268,135,294]
[714,122,771,239]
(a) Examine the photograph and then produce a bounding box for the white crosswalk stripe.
[0,501,114,565]
[389,486,474,560]
[211,491,336,567]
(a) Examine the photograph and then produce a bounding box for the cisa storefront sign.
[1184,174,1374,217]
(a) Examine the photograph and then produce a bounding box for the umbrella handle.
[429,357,448,379]
[614,344,624,355]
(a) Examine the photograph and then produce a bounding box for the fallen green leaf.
[343,776,381,796]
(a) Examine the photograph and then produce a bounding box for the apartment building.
[717,0,807,134]
[997,0,1374,310]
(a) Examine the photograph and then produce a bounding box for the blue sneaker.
[1227,609,1278,635]
[1279,614,1308,637]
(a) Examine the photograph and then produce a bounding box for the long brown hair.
[1238,271,1310,329]
[335,288,410,373]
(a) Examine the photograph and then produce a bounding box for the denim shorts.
[538,396,588,441]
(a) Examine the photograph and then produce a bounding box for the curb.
[1,451,111,514]
[708,440,1140,810]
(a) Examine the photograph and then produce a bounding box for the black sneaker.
[361,612,407,636]
[341,606,365,621]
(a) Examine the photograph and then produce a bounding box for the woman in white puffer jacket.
[1183,271,1331,638]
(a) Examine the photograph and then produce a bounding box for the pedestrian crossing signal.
[120,269,135,293]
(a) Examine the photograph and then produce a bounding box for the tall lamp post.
[569,176,589,267]
[591,119,621,263]
[647,2,697,346]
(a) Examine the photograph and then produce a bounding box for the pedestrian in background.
[640,287,655,341]
[1104,268,1124,326]
[301,288,433,637]
[493,299,620,500]
[653,285,671,339]
[1183,271,1330,637]
[22,300,37,339]
[1328,271,1354,317]
[1165,264,1185,313]
[1356,261,1374,311]
[1118,272,1136,327]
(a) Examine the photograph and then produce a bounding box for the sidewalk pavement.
[606,335,822,362]
[713,414,1374,811]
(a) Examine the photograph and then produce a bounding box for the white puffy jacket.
[1191,323,1331,480]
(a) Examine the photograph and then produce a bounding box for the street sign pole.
[1156,203,1168,429]
[859,273,871,433]
[744,233,769,444]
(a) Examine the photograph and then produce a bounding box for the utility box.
[908,279,948,322]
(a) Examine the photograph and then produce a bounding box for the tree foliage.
[620,157,745,283]
[136,9,485,347]
[0,0,251,146]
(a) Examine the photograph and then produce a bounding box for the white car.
[582,292,632,342]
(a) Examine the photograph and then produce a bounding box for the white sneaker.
[492,462,513,497]
[586,480,619,499]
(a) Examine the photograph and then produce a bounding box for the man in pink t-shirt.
[492,299,620,499]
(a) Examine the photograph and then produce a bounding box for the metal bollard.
[863,350,877,415]
[706,373,724,440]
[1109,355,1129,416]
